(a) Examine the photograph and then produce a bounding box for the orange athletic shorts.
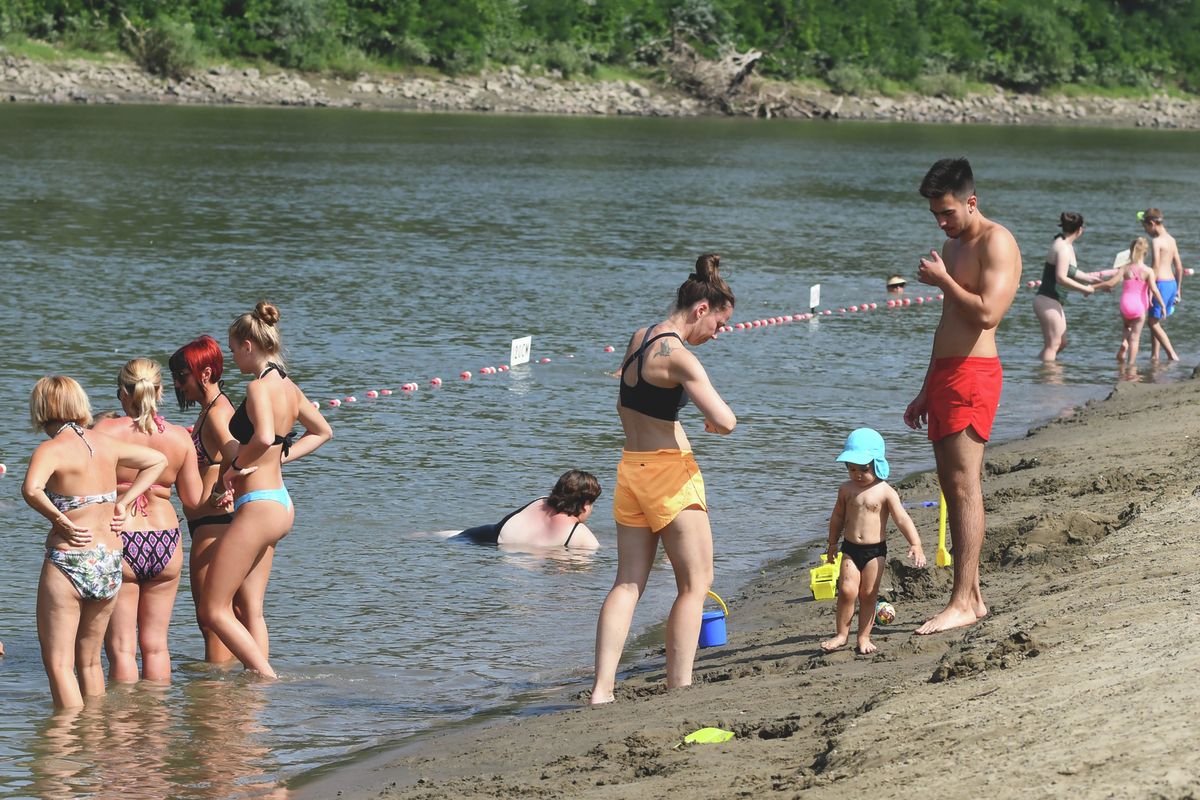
[612,449,707,533]
[926,356,1003,442]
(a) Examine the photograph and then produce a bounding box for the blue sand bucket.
[698,590,729,648]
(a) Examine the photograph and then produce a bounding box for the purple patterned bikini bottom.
[119,528,181,582]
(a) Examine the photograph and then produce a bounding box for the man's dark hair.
[919,158,975,201]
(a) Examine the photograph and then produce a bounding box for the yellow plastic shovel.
[936,489,953,568]
[680,727,735,745]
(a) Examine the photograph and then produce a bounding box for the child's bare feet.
[856,637,877,654]
[820,634,849,652]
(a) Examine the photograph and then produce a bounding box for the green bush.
[540,40,594,79]
[915,70,968,99]
[48,8,113,52]
[121,15,200,80]
[825,64,880,96]
[324,44,372,79]
[442,47,485,75]
[394,35,431,66]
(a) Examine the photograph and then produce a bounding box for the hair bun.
[694,253,721,282]
[253,302,281,326]
[1059,212,1083,232]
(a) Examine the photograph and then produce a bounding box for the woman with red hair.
[169,335,243,663]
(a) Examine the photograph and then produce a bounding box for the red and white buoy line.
[304,292,950,413]
[315,356,570,410]
[271,263,1197,418]
[723,292,945,331]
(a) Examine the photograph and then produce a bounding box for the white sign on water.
[510,336,532,366]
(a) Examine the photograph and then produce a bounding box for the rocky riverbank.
[4,47,1200,129]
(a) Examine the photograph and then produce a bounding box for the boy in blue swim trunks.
[1140,208,1183,361]
[821,428,927,655]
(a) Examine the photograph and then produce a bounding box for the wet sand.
[297,375,1200,799]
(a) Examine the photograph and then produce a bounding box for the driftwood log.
[665,41,830,119]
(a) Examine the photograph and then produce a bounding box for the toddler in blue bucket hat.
[821,428,927,655]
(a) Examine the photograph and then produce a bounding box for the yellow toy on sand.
[809,551,842,600]
[675,727,735,748]
[937,490,953,568]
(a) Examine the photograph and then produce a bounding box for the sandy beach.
[296,373,1200,800]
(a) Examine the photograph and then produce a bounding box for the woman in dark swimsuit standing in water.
[1032,212,1099,362]
[170,335,244,664]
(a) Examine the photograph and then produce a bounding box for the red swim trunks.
[926,356,1003,442]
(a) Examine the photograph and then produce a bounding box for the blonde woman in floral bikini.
[22,376,165,708]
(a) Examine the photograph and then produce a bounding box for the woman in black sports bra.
[195,302,333,679]
[454,470,602,549]
[170,334,245,664]
[590,253,737,705]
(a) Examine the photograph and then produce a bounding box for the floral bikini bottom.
[46,544,123,601]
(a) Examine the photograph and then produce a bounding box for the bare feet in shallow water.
[915,605,980,635]
[819,633,848,652]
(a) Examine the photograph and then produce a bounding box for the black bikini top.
[191,391,226,468]
[619,324,688,422]
[229,364,294,457]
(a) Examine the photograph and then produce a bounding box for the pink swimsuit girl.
[1119,267,1150,321]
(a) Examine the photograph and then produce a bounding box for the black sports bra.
[229,364,294,457]
[619,324,688,422]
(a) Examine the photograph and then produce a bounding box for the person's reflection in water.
[1034,360,1065,386]
[176,678,287,799]
[498,546,599,575]
[31,689,174,800]
[1119,363,1145,383]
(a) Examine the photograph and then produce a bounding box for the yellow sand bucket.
[809,552,842,601]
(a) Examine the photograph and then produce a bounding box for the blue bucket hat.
[835,427,890,479]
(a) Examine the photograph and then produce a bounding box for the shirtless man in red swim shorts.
[904,158,1022,635]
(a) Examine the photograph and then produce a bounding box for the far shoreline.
[4,47,1200,130]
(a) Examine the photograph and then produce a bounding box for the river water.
[0,106,1197,798]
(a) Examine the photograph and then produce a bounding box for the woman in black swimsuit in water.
[170,334,244,664]
[456,470,601,549]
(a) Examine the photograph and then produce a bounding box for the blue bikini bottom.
[234,485,292,512]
